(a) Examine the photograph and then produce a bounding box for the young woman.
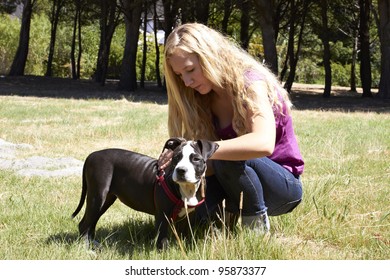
[159,23,304,233]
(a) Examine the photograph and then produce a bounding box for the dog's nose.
[176,166,187,177]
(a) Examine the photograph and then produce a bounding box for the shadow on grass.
[291,91,390,113]
[1,75,390,112]
[0,75,168,105]
[46,219,157,258]
[46,215,218,259]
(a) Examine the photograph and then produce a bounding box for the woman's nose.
[182,74,193,87]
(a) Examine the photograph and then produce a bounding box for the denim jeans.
[195,157,303,221]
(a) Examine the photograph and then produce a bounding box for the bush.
[0,14,19,75]
[331,62,351,87]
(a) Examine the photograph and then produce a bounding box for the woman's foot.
[241,212,270,234]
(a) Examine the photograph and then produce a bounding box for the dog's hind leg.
[78,188,114,246]
[83,194,117,249]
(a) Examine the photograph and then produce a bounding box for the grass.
[0,94,389,260]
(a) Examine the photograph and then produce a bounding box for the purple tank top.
[215,71,304,176]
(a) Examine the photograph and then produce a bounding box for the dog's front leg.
[155,214,170,250]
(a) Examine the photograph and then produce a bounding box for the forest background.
[1,0,390,99]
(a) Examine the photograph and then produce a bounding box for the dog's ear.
[162,137,186,152]
[195,139,219,160]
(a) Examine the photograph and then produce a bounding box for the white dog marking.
[173,142,204,207]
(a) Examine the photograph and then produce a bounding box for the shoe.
[241,212,270,234]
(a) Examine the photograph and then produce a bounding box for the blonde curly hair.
[163,23,292,140]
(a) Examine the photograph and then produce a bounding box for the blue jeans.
[195,157,303,221]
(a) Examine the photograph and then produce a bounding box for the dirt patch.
[1,75,390,113]
[0,138,83,177]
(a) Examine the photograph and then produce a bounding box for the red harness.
[155,172,205,221]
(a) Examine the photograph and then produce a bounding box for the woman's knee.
[268,198,302,216]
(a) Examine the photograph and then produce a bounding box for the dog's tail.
[71,164,87,219]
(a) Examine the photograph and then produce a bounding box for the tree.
[9,0,36,76]
[281,0,310,92]
[319,0,332,98]
[253,0,278,74]
[325,0,360,92]
[45,0,66,77]
[94,0,121,85]
[162,0,180,40]
[195,0,210,25]
[153,0,162,87]
[118,0,142,91]
[140,0,148,88]
[70,0,82,79]
[221,0,234,34]
[239,0,250,50]
[358,0,373,97]
[377,0,390,98]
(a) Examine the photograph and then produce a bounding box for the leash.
[156,170,205,221]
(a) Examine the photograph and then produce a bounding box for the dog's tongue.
[185,197,198,206]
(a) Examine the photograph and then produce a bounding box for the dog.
[71,137,218,249]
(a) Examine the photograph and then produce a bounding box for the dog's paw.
[157,237,170,251]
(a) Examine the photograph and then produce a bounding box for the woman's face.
[168,50,213,95]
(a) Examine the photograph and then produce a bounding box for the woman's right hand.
[158,148,174,171]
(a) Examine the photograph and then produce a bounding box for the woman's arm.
[158,81,276,170]
[210,81,276,161]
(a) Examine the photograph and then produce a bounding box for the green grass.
[0,95,389,260]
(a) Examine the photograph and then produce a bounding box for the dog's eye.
[173,154,181,162]
[191,155,202,162]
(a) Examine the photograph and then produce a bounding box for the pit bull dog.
[71,137,218,249]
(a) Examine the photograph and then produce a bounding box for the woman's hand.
[158,148,174,171]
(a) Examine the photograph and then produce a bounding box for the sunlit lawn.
[0,95,389,260]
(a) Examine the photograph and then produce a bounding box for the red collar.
[156,171,205,221]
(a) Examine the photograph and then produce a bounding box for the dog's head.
[162,137,219,206]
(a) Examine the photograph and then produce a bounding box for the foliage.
[136,31,164,81]
[0,0,384,88]
[0,14,19,74]
[25,14,51,75]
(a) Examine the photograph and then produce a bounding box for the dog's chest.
[177,207,195,219]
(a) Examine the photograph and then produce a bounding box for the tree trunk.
[280,0,296,82]
[118,0,142,91]
[221,0,233,34]
[377,0,390,99]
[77,7,82,79]
[140,1,148,88]
[9,0,35,76]
[350,32,358,92]
[359,0,373,97]
[153,0,162,87]
[46,0,64,77]
[239,0,250,50]
[95,0,118,85]
[253,0,278,75]
[284,0,309,93]
[195,0,210,24]
[162,0,180,41]
[320,0,332,98]
[70,1,78,79]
